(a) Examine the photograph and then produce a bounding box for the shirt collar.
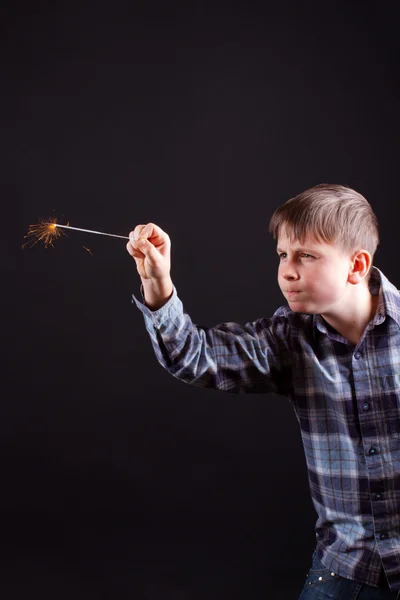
[314,266,400,334]
[373,266,400,327]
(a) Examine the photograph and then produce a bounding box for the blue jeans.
[298,552,400,599]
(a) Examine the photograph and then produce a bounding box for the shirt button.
[368,446,378,456]
[379,532,389,540]
[374,493,383,501]
[354,352,362,360]
[362,402,370,411]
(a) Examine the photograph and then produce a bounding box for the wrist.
[141,276,173,310]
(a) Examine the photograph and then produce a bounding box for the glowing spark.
[82,246,93,256]
[22,218,67,249]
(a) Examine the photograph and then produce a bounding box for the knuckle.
[134,224,145,236]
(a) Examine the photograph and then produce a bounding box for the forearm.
[141,276,174,310]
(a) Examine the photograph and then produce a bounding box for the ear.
[348,249,372,284]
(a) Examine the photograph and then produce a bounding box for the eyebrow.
[276,246,319,254]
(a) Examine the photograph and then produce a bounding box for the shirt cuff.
[131,285,180,328]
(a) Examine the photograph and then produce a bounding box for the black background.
[3,1,400,598]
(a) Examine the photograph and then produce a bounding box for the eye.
[301,253,314,259]
[278,252,287,259]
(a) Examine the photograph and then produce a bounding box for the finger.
[140,223,170,246]
[129,230,146,251]
[134,237,161,263]
[126,240,145,258]
[130,225,147,242]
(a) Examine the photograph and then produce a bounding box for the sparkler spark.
[23,218,129,249]
[22,218,67,248]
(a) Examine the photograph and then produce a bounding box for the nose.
[280,260,300,281]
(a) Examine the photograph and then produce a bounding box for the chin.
[288,300,317,314]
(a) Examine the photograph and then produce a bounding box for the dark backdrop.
[2,1,399,598]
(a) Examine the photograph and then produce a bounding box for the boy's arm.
[127,223,293,395]
[132,286,293,395]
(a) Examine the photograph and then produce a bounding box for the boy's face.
[276,229,353,315]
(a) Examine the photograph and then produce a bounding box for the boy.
[127,184,400,599]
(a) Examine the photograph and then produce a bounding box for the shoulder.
[262,304,316,341]
[272,304,315,326]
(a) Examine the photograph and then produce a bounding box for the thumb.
[136,237,159,261]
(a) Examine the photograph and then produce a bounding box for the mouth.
[286,291,302,300]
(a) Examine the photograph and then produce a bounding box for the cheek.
[277,270,285,287]
[299,270,327,293]
[308,273,340,299]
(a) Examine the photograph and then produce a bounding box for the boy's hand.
[127,223,173,310]
[127,222,171,281]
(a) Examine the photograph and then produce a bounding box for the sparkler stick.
[54,223,129,240]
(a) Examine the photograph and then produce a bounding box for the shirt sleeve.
[132,286,294,396]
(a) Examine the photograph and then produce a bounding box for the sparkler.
[23,218,129,249]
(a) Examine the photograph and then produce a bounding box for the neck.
[322,283,378,345]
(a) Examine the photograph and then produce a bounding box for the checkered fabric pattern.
[133,266,400,590]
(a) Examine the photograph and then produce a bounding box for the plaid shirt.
[132,266,400,590]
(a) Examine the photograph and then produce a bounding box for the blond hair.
[269,184,379,259]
